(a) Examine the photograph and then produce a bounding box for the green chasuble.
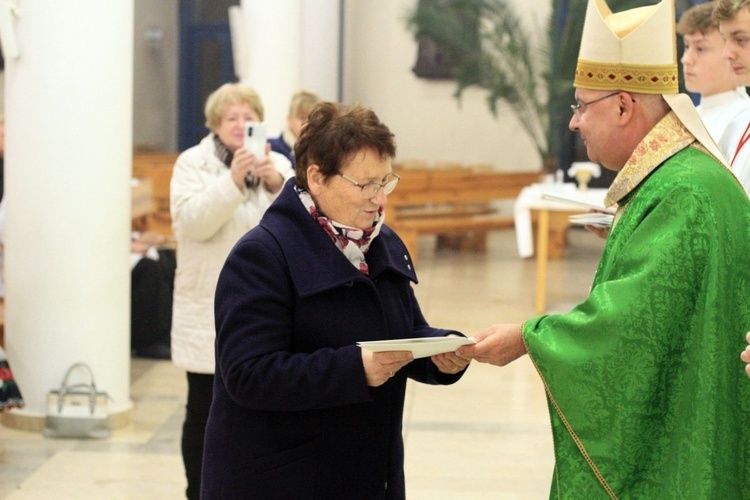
[523,113,750,499]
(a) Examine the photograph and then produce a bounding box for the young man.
[715,0,750,191]
[678,3,750,146]
[459,0,750,497]
[716,0,750,84]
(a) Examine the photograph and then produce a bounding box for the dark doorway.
[178,0,240,152]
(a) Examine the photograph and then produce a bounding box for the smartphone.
[244,122,267,160]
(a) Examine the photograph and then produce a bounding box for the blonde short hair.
[288,89,322,118]
[204,83,264,130]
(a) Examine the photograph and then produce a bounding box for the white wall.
[128,0,552,167]
[343,0,550,172]
[239,0,341,135]
[133,0,178,152]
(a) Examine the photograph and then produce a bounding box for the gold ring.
[389,371,394,377]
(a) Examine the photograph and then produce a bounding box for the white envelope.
[357,337,475,359]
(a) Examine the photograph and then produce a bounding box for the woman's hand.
[253,144,285,193]
[361,349,413,387]
[431,335,471,374]
[431,351,471,374]
[229,146,255,190]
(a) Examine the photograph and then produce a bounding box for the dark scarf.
[213,135,260,188]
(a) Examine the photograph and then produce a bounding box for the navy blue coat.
[201,179,466,499]
[268,133,294,165]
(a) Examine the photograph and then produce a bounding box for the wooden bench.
[132,152,179,237]
[131,177,156,232]
[388,165,543,262]
[129,155,564,264]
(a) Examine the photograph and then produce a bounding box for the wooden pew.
[129,155,560,264]
[131,177,156,232]
[388,165,543,262]
[132,152,179,236]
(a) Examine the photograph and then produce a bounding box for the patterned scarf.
[213,134,260,188]
[295,185,383,275]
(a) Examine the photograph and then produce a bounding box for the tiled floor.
[0,228,605,499]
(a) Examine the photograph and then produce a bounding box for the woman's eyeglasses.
[337,172,400,198]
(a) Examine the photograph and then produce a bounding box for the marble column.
[240,0,341,133]
[2,0,134,430]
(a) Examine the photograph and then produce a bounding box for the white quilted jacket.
[169,134,293,373]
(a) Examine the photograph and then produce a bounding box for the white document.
[357,337,475,359]
[541,189,616,214]
[568,213,614,228]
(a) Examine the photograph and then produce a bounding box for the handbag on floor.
[43,362,111,439]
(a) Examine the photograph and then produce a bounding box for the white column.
[240,0,340,133]
[300,0,341,102]
[3,0,134,428]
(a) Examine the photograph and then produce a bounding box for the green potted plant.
[407,0,648,173]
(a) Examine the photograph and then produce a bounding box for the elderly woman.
[169,83,293,499]
[202,102,471,499]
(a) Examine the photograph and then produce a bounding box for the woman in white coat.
[169,83,293,499]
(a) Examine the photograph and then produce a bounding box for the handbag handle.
[56,363,99,415]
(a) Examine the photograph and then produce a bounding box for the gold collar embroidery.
[604,112,695,207]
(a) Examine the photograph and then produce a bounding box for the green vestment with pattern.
[523,113,750,499]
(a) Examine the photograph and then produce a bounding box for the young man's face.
[681,30,738,96]
[720,7,750,86]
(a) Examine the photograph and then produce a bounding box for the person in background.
[717,0,750,83]
[169,82,293,499]
[267,89,322,165]
[0,346,23,411]
[130,231,174,359]
[678,2,750,151]
[715,0,750,191]
[0,115,19,412]
[0,115,5,203]
[0,115,5,298]
[201,102,470,499]
[458,0,750,497]
[741,331,750,376]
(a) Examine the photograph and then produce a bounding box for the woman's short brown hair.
[294,102,397,190]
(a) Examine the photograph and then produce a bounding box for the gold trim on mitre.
[574,0,678,94]
[575,60,678,94]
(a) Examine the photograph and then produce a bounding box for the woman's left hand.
[253,144,285,193]
[431,349,471,375]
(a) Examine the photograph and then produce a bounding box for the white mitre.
[574,0,728,167]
